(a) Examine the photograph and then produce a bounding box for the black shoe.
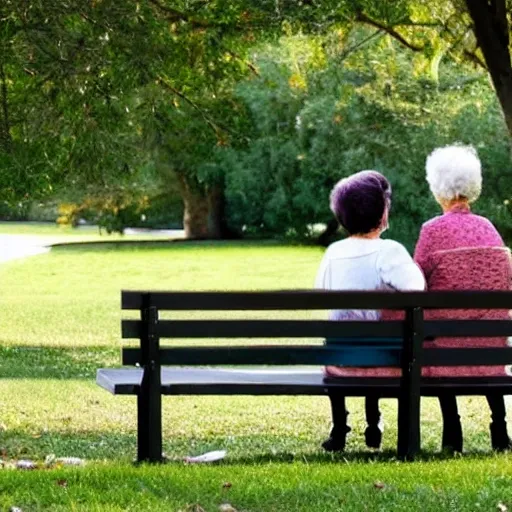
[322,436,346,452]
[365,425,382,449]
[442,428,463,453]
[490,422,512,452]
[322,426,351,453]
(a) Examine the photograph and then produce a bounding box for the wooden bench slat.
[122,320,405,339]
[121,319,512,339]
[122,345,402,366]
[425,320,512,337]
[96,368,512,397]
[121,290,512,311]
[423,347,512,365]
[122,345,512,367]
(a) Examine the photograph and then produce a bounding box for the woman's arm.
[377,241,425,291]
[315,250,332,290]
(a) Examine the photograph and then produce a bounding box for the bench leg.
[137,367,163,463]
[397,307,423,460]
[397,386,421,460]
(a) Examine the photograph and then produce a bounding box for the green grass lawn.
[1,236,512,510]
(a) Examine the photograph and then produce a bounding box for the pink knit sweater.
[413,205,512,377]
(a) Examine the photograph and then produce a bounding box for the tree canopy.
[1,0,511,242]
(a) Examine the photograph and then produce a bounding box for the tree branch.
[339,29,384,59]
[463,48,488,69]
[147,0,210,27]
[156,75,232,137]
[355,12,424,52]
[146,0,278,33]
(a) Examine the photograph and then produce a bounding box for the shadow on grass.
[0,430,137,461]
[0,345,120,379]
[222,449,480,465]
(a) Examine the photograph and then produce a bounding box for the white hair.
[425,144,482,203]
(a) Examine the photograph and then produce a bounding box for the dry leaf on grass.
[179,505,205,512]
[56,479,68,488]
[373,481,386,490]
[219,504,238,512]
[222,482,232,489]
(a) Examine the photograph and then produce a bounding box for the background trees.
[1,0,511,246]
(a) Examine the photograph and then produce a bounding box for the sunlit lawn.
[1,235,512,510]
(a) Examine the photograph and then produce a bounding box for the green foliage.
[1,0,511,241]
[221,32,512,248]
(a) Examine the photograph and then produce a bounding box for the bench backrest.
[120,290,512,371]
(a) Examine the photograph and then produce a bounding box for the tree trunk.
[316,218,340,247]
[206,184,223,239]
[0,60,12,153]
[178,175,229,239]
[465,0,512,138]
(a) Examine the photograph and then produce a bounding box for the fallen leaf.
[56,479,68,488]
[219,504,238,512]
[373,481,386,490]
[497,503,508,512]
[180,505,205,512]
[222,482,232,489]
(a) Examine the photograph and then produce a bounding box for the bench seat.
[97,367,512,397]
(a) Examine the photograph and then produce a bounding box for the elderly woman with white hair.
[414,144,512,452]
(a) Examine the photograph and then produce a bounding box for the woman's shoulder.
[377,239,412,259]
[419,214,444,232]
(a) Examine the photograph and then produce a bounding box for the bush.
[56,191,183,233]
[221,35,512,249]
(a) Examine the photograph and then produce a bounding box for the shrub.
[221,35,512,249]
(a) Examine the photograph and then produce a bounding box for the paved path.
[0,234,52,263]
[0,228,185,264]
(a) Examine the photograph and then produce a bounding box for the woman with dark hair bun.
[316,170,425,452]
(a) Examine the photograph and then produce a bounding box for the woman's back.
[415,210,512,376]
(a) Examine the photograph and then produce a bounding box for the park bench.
[96,290,512,463]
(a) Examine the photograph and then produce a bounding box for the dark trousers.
[439,393,509,451]
[328,391,380,436]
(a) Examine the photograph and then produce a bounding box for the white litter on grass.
[16,460,36,470]
[45,454,85,467]
[56,457,85,466]
[184,450,227,463]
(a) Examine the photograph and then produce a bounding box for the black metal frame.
[120,290,512,463]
